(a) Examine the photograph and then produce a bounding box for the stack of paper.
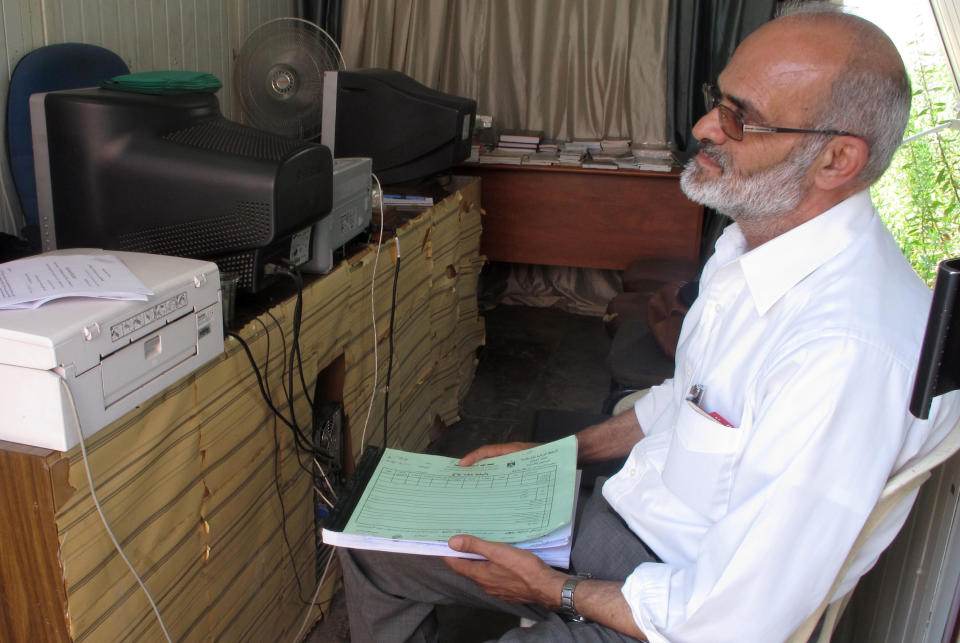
[0,253,154,310]
[631,145,679,172]
[477,147,529,165]
[323,437,579,567]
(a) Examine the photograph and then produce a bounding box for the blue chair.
[6,43,129,238]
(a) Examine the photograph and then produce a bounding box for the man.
[339,6,960,642]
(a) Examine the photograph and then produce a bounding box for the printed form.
[341,436,577,543]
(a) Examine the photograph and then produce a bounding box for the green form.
[341,436,578,543]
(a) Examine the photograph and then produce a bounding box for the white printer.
[0,250,224,451]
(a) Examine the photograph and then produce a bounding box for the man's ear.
[813,136,870,191]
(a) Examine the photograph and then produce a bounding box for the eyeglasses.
[702,83,858,141]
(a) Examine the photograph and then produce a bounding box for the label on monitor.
[289,227,312,265]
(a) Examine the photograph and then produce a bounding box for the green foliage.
[873,51,960,286]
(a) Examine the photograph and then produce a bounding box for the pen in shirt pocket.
[686,384,735,427]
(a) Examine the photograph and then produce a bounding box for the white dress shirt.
[602,190,960,642]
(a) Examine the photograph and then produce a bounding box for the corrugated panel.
[0,0,296,237]
[839,451,960,642]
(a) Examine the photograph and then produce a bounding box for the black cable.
[227,300,331,610]
[273,266,317,418]
[270,406,321,607]
[225,327,319,606]
[226,330,314,459]
[261,310,319,486]
[260,310,319,480]
[382,250,402,448]
[264,310,290,403]
[251,318,273,400]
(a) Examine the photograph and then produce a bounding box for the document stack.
[631,144,679,172]
[322,437,580,567]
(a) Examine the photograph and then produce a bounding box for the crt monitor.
[30,87,333,293]
[321,69,476,186]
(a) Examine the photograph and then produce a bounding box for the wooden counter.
[0,178,485,641]
[465,164,703,271]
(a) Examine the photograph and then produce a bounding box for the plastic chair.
[6,43,129,233]
[786,414,960,643]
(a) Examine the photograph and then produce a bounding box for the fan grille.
[235,17,344,139]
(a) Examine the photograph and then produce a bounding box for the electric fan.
[234,17,344,140]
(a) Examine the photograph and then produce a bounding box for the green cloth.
[101,71,221,95]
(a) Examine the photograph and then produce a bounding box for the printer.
[0,250,223,451]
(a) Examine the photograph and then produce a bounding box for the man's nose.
[692,106,729,145]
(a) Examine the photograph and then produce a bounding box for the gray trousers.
[339,480,658,642]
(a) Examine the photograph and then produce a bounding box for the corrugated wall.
[837,451,960,643]
[0,0,296,237]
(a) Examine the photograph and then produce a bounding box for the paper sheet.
[341,436,577,543]
[0,253,153,309]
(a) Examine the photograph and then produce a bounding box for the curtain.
[666,0,776,263]
[930,0,960,98]
[666,0,776,160]
[339,0,671,144]
[299,0,344,45]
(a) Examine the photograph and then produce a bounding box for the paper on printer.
[0,252,153,309]
[0,249,224,451]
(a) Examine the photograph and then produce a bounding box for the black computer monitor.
[31,87,333,292]
[321,69,476,186]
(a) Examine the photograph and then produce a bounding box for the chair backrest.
[6,43,129,232]
[786,414,960,643]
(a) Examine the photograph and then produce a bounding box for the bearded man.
[337,5,960,642]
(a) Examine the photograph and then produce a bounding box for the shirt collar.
[721,189,875,316]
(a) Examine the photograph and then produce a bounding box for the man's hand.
[458,442,540,467]
[444,534,567,606]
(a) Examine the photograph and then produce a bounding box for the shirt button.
[629,466,638,476]
[714,303,722,313]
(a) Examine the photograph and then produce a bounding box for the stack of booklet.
[0,253,153,310]
[322,436,579,567]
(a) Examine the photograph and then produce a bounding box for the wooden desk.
[0,179,485,642]
[466,164,703,271]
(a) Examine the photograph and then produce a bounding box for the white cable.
[359,173,386,452]
[291,545,339,643]
[313,485,335,509]
[903,118,960,143]
[313,458,338,501]
[61,377,173,643]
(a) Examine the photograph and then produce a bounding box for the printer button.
[83,322,101,342]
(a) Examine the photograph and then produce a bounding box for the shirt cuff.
[620,562,675,643]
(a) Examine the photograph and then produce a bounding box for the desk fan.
[234,17,344,140]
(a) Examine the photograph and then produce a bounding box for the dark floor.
[306,303,613,642]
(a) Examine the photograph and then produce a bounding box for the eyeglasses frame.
[701,83,859,142]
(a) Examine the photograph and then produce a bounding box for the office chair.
[786,414,960,642]
[6,43,129,241]
[789,257,960,641]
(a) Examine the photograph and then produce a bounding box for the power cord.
[359,173,387,452]
[61,377,173,643]
[382,235,402,448]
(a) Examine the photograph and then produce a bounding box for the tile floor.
[306,303,613,642]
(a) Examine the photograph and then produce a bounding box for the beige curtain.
[340,0,670,143]
[930,0,960,98]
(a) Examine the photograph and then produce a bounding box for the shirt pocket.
[661,400,744,521]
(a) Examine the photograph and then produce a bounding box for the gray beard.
[680,140,822,221]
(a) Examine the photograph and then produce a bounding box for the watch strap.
[560,574,589,622]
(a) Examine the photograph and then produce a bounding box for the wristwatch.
[559,574,591,622]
